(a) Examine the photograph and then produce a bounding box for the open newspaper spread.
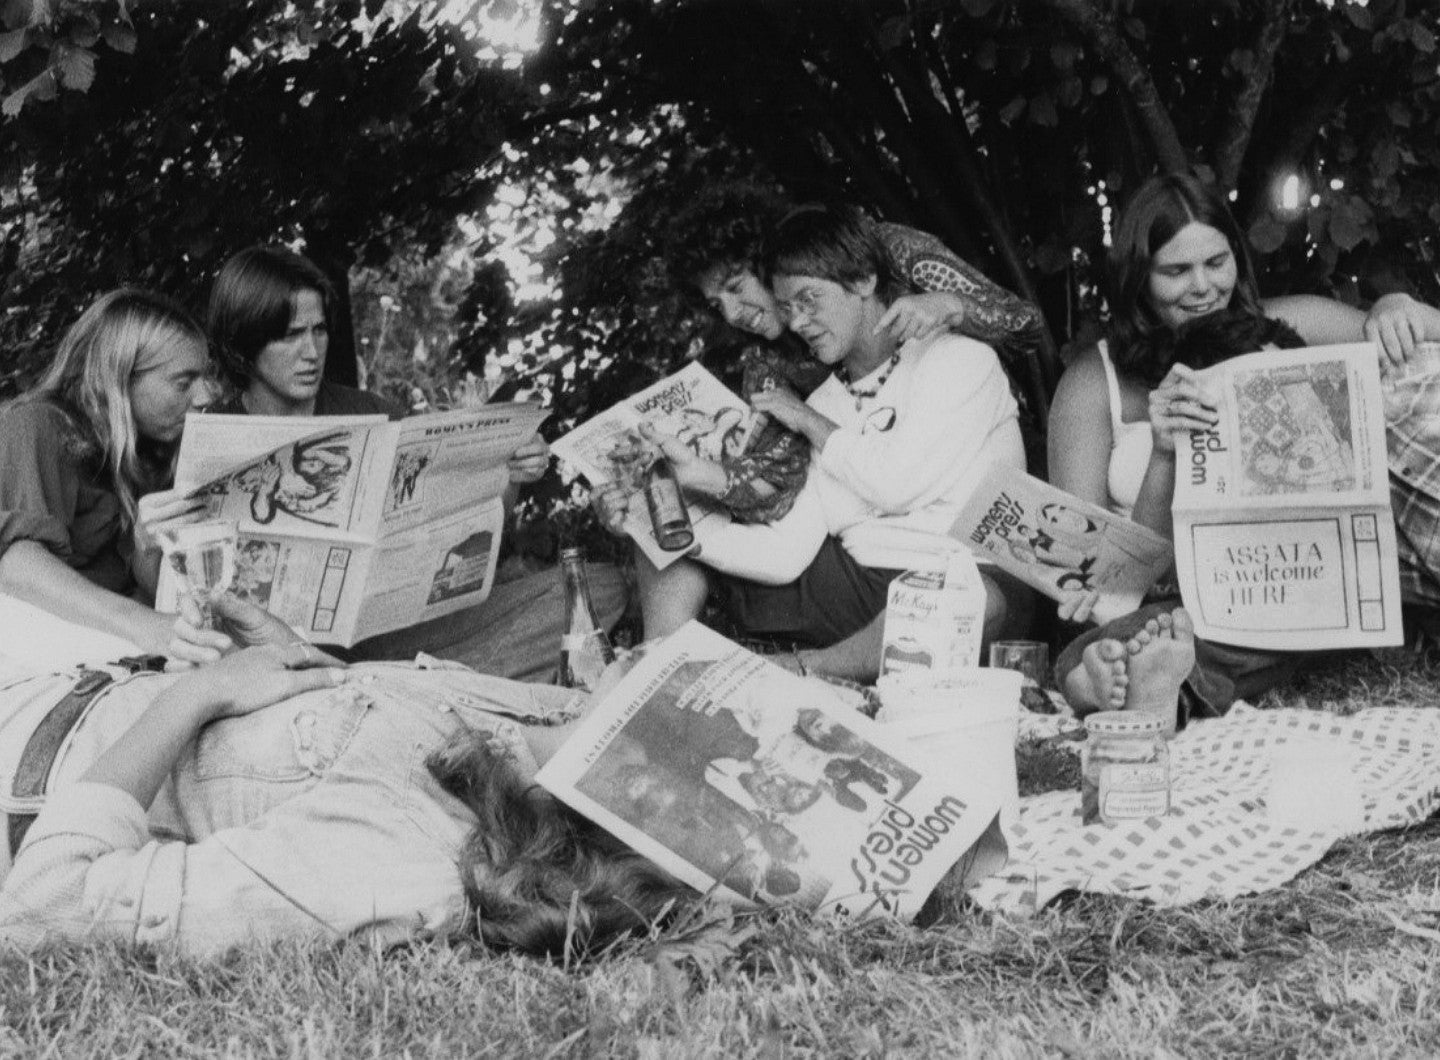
[551,363,759,569]
[537,622,1007,919]
[159,404,547,646]
[1173,343,1402,650]
[950,463,1173,624]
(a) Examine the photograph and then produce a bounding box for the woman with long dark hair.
[1048,172,1440,720]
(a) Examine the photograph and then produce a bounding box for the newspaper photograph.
[950,463,1173,624]
[1173,343,1402,649]
[551,363,761,569]
[537,622,1006,920]
[159,403,546,645]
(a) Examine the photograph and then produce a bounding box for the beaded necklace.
[834,351,902,410]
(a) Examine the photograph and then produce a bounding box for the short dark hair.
[209,245,334,389]
[1108,173,1263,376]
[762,203,904,304]
[665,182,792,291]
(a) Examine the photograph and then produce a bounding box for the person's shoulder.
[1049,344,1117,420]
[315,382,405,419]
[910,332,1001,370]
[0,395,79,437]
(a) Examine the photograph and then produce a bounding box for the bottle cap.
[1084,710,1167,736]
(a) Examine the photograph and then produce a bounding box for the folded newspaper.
[551,363,760,569]
[537,622,1007,919]
[158,404,546,646]
[1174,343,1403,650]
[950,463,1173,624]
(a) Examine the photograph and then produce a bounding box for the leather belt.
[7,669,115,857]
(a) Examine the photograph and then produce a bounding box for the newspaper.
[537,622,1007,919]
[551,363,760,569]
[1173,343,1402,649]
[158,404,547,646]
[950,463,1173,624]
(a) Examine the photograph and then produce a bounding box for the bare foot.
[1063,638,1129,715]
[1122,609,1195,723]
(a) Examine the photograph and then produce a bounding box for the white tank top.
[1098,340,1153,518]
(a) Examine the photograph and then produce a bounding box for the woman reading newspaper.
[661,181,1046,526]
[597,204,1035,681]
[1048,172,1440,723]
[0,592,690,958]
[0,290,218,655]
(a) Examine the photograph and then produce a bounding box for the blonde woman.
[0,289,214,653]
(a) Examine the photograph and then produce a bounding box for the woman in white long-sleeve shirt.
[601,205,1033,680]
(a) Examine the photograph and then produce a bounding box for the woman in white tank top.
[1046,173,1440,722]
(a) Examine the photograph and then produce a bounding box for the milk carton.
[881,552,986,678]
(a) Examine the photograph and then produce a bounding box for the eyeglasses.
[776,285,827,322]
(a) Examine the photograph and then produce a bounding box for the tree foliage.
[504,0,1440,405]
[0,0,526,393]
[1,0,1438,555]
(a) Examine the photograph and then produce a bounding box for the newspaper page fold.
[537,622,1007,920]
[950,463,1173,624]
[159,404,546,645]
[1173,343,1402,649]
[551,363,759,569]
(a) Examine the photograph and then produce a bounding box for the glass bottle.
[557,547,616,690]
[644,455,694,551]
[1080,710,1171,826]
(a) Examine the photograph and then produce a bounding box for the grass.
[5,651,1440,1058]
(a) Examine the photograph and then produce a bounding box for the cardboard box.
[881,552,986,678]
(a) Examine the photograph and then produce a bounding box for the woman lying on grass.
[0,595,690,959]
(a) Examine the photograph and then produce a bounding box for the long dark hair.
[1107,173,1264,378]
[426,732,692,959]
[209,245,334,391]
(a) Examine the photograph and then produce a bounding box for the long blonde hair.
[31,289,207,526]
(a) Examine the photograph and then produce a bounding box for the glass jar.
[1081,711,1171,825]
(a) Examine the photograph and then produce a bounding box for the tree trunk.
[1213,0,1293,192]
[1039,0,1189,174]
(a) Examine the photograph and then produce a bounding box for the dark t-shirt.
[209,382,405,420]
[0,398,134,592]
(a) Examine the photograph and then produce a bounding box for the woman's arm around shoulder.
[1046,345,1116,509]
[1262,294,1366,347]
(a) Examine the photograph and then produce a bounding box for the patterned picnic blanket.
[969,705,1440,913]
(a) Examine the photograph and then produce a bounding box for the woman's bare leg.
[635,549,712,639]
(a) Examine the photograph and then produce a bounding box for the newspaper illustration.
[951,463,1173,624]
[537,622,1007,920]
[1173,343,1402,649]
[158,403,547,646]
[551,363,761,569]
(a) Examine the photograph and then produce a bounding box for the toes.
[1155,612,1174,638]
[1170,608,1195,640]
[1096,639,1127,663]
[1143,618,1161,638]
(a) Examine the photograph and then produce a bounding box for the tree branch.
[1213,0,1293,192]
[1038,0,1189,173]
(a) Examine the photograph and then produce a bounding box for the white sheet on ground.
[970,703,1440,912]
[0,594,140,678]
